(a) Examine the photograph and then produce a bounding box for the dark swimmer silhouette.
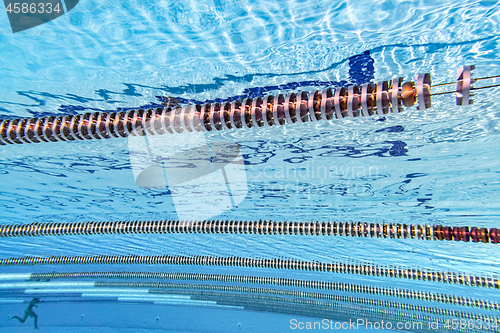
[11,297,40,329]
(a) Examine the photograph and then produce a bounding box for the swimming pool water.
[1,0,500,332]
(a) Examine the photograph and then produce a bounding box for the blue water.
[1,0,500,332]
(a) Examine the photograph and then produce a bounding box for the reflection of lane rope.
[2,254,498,289]
[12,280,496,329]
[1,220,498,244]
[97,282,497,321]
[196,294,492,333]
[172,290,500,325]
[3,286,483,333]
[17,271,499,311]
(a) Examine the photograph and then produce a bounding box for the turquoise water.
[1,0,500,332]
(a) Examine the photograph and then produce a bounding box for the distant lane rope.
[104,282,499,320]
[1,254,498,289]
[22,271,498,311]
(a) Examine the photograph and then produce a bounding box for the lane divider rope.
[22,272,500,311]
[10,271,498,311]
[1,254,498,289]
[90,281,499,321]
[0,220,498,243]
[0,74,431,146]
[5,277,496,321]
[195,294,490,333]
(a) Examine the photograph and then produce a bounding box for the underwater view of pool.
[0,0,500,332]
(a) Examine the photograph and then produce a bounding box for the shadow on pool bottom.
[1,302,395,333]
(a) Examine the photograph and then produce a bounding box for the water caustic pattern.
[1,0,500,332]
[0,0,498,118]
